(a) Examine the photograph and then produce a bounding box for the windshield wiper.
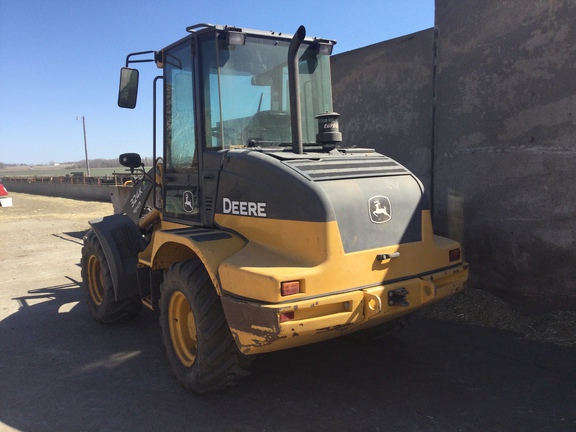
[247,139,291,147]
[247,139,325,150]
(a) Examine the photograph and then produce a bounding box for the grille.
[283,156,410,181]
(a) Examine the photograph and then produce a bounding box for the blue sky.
[0,0,433,165]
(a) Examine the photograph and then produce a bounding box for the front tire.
[80,229,141,324]
[160,259,252,393]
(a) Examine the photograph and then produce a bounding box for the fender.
[89,214,146,301]
[147,227,246,295]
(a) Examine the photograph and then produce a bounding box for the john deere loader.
[81,23,468,393]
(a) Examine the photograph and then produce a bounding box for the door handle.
[376,252,400,261]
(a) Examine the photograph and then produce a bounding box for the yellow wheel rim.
[87,255,104,306]
[169,291,197,367]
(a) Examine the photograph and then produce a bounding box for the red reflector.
[449,248,461,262]
[281,281,300,296]
[280,312,295,322]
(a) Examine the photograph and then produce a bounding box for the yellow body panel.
[142,210,467,355]
[139,220,246,294]
[214,209,468,354]
[217,210,463,302]
[221,264,467,354]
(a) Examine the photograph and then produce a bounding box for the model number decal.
[130,185,144,215]
[223,198,267,218]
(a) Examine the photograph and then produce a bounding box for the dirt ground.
[0,191,113,223]
[0,193,112,324]
[1,192,575,432]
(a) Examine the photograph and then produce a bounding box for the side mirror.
[119,153,142,173]
[118,67,139,109]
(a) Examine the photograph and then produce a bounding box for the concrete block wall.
[332,0,576,312]
[5,180,114,203]
[433,0,576,312]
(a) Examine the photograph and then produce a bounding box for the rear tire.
[80,229,141,324]
[160,259,253,393]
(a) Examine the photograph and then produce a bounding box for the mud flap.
[89,214,146,301]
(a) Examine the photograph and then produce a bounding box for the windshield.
[200,32,333,149]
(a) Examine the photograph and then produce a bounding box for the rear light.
[280,312,295,322]
[449,248,461,262]
[281,281,300,296]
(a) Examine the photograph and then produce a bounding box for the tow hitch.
[388,288,409,307]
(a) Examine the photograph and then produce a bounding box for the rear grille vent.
[284,157,410,181]
[204,196,215,225]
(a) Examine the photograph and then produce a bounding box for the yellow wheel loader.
[81,24,468,393]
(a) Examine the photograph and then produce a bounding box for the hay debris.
[418,288,576,347]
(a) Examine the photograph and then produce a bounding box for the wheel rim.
[86,255,104,306]
[169,291,197,367]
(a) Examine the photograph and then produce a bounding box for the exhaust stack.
[288,25,306,154]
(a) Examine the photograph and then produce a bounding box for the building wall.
[331,0,576,312]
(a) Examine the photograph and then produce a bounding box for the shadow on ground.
[1,281,575,432]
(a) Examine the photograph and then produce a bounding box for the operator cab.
[118,24,337,225]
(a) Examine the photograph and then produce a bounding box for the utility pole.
[76,116,91,177]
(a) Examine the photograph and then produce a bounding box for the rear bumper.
[221,263,468,355]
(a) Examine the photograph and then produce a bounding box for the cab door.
[162,37,200,223]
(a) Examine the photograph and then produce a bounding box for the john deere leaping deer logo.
[183,190,195,213]
[369,196,392,224]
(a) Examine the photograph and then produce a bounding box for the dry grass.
[418,288,576,347]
